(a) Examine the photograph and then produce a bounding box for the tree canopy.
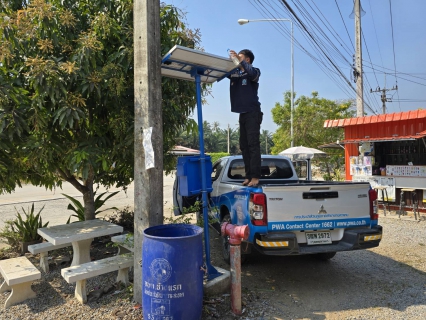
[0,0,205,219]
[176,121,242,155]
[271,91,355,154]
[271,91,355,180]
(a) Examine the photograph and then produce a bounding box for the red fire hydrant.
[221,222,250,315]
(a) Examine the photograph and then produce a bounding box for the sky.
[168,0,426,132]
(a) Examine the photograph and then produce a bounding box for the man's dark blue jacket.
[229,60,261,113]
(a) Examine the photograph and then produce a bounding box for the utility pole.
[227,124,230,154]
[370,75,398,114]
[134,0,163,303]
[265,135,268,154]
[354,0,364,117]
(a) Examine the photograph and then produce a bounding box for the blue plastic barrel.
[142,224,204,320]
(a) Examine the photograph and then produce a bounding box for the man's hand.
[229,49,244,70]
[229,50,239,61]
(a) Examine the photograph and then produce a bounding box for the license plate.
[306,232,332,245]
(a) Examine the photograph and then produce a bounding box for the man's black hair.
[238,49,255,64]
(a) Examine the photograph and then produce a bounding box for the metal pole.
[238,18,294,146]
[194,70,219,280]
[227,124,230,154]
[265,135,268,154]
[290,20,294,147]
[221,223,249,315]
[230,245,242,315]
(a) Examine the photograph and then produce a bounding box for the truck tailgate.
[262,183,371,231]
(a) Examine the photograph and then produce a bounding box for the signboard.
[353,176,396,202]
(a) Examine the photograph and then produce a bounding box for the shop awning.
[324,109,426,128]
[342,131,426,144]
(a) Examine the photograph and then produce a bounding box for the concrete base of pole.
[203,266,230,296]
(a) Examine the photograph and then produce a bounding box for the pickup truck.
[174,155,382,263]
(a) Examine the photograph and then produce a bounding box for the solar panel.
[161,45,237,83]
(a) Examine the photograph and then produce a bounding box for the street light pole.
[238,18,294,147]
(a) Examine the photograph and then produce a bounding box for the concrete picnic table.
[37,219,123,266]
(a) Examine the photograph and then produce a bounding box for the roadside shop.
[323,110,426,212]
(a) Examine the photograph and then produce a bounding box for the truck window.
[228,160,245,179]
[211,159,225,181]
[228,159,294,179]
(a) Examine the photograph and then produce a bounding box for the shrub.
[106,206,134,232]
[0,220,21,249]
[207,152,230,164]
[0,203,49,245]
[64,190,119,222]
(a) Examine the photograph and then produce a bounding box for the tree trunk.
[83,170,95,220]
[57,167,96,220]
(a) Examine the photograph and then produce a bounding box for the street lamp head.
[238,19,249,25]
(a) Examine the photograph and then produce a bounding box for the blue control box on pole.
[177,156,213,196]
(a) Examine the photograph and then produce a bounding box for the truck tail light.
[369,188,378,220]
[250,193,267,226]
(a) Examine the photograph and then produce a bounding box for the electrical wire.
[363,68,426,88]
[278,0,377,114]
[310,0,354,56]
[388,0,401,112]
[367,0,384,69]
[248,0,358,100]
[362,61,426,82]
[334,0,355,51]
[361,30,379,88]
[247,0,401,115]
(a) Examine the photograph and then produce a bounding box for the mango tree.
[0,0,204,219]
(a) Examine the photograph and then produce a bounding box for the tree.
[227,126,240,155]
[260,129,273,155]
[175,121,241,154]
[271,91,355,153]
[271,91,355,180]
[0,1,205,219]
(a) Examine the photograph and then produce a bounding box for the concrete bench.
[0,256,41,309]
[28,242,71,273]
[61,253,133,303]
[111,234,134,254]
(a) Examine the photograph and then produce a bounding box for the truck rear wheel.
[221,214,248,264]
[314,252,337,261]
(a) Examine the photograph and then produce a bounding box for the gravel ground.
[204,213,426,320]
[0,212,425,319]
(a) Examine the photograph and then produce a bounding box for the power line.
[388,0,401,112]
[334,0,354,51]
[286,0,377,113]
[250,0,379,114]
[248,0,358,100]
[367,0,385,68]
[362,61,426,83]
[393,99,426,102]
[361,30,379,88]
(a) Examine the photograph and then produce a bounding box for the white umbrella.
[279,146,327,180]
[279,146,326,161]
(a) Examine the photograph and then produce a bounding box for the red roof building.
[324,110,426,212]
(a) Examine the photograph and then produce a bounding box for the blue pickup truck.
[174,155,383,263]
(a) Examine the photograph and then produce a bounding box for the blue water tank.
[176,156,213,196]
[142,224,204,320]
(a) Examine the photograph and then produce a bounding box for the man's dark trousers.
[239,111,263,180]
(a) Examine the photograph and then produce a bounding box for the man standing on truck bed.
[228,49,263,187]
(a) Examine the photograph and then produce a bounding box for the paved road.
[0,172,176,229]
